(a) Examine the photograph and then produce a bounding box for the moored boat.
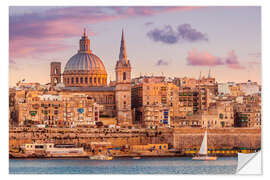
[192,130,217,161]
[89,155,113,160]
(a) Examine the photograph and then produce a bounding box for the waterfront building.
[131,76,179,126]
[234,94,261,128]
[180,98,234,128]
[14,91,100,127]
[139,104,172,128]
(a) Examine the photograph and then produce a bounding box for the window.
[123,72,127,80]
[98,78,100,83]
[219,113,224,119]
[71,77,74,84]
[85,77,88,83]
[80,77,83,83]
[89,77,92,83]
[67,78,69,84]
[76,77,79,84]
[94,77,96,83]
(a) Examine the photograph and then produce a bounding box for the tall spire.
[208,68,211,78]
[199,71,202,80]
[119,29,128,64]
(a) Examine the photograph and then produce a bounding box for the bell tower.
[115,29,132,126]
[50,62,61,86]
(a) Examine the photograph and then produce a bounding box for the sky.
[9,6,261,87]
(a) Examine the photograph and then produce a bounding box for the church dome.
[64,52,106,74]
[63,30,107,87]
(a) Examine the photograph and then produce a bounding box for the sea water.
[9,157,237,174]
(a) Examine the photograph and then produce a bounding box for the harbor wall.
[9,127,260,152]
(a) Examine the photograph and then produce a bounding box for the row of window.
[63,77,106,84]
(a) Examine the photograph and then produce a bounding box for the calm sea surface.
[9,157,237,174]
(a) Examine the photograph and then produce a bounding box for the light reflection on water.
[9,157,238,174]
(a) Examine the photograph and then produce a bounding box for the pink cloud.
[225,50,245,69]
[9,6,202,64]
[186,49,223,66]
[186,49,245,70]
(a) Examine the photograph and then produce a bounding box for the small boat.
[192,130,217,161]
[133,157,141,160]
[89,155,113,160]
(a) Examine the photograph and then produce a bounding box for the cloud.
[147,25,179,44]
[156,59,169,66]
[225,50,245,69]
[147,24,208,44]
[145,22,154,26]
[186,49,223,66]
[10,6,201,60]
[177,24,208,42]
[186,49,245,69]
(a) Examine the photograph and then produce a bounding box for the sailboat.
[192,130,217,160]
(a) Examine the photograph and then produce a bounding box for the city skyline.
[9,6,261,87]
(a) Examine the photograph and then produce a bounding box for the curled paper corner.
[236,151,262,175]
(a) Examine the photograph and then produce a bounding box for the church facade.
[50,29,132,126]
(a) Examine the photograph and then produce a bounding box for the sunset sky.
[9,6,261,87]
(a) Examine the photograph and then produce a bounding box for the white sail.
[199,131,207,155]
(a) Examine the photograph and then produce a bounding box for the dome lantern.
[78,28,91,53]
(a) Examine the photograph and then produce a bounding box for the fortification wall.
[9,127,260,152]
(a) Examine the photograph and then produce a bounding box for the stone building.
[218,83,231,95]
[14,90,100,127]
[50,62,61,86]
[140,104,172,128]
[175,98,234,128]
[229,84,245,97]
[177,87,199,118]
[131,76,178,126]
[202,98,235,128]
[115,30,132,126]
[48,30,133,127]
[238,80,260,96]
[173,77,197,88]
[62,30,107,87]
[234,94,261,128]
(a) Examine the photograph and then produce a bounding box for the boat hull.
[192,156,217,161]
[89,155,113,160]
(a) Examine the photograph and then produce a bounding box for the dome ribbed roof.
[64,52,106,73]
